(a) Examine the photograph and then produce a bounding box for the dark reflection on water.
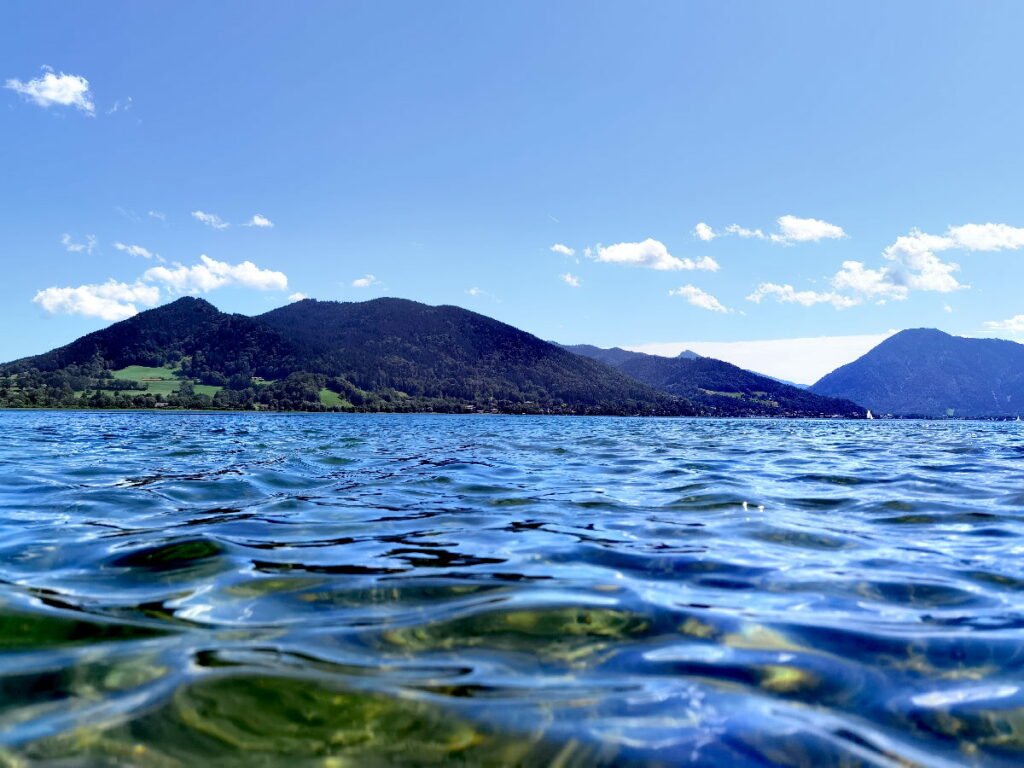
[0,413,1023,766]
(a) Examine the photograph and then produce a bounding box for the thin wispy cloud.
[106,97,133,115]
[629,332,898,386]
[700,215,846,245]
[747,283,858,310]
[191,210,229,229]
[984,314,1024,333]
[114,242,161,261]
[669,285,731,313]
[560,273,581,287]
[148,211,166,221]
[5,68,94,114]
[550,243,574,257]
[60,234,96,255]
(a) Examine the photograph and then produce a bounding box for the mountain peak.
[811,328,1024,416]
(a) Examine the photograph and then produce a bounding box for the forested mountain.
[0,298,697,415]
[562,344,865,417]
[810,329,1024,417]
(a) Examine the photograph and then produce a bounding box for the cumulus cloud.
[669,285,731,313]
[694,222,716,241]
[33,280,160,322]
[984,315,1024,333]
[245,214,274,228]
[61,233,96,255]
[550,243,574,257]
[191,210,229,229]
[591,238,701,271]
[114,242,160,261]
[288,292,308,302]
[351,274,379,288]
[144,254,287,294]
[747,282,859,309]
[6,68,94,113]
[749,222,1024,311]
[560,273,581,287]
[773,215,846,244]
[34,255,290,321]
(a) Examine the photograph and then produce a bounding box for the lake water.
[0,412,1023,766]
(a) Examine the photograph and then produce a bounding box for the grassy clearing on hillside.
[101,366,222,398]
[318,389,353,408]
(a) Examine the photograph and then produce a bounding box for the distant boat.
[866,410,874,420]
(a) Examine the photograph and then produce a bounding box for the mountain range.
[0,298,695,415]
[562,345,864,418]
[8,298,1016,418]
[810,328,1024,418]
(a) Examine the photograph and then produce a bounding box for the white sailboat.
[866,410,874,420]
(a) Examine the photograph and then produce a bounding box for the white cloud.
[351,274,379,288]
[560,273,580,287]
[60,233,96,255]
[33,280,160,321]
[694,222,716,241]
[746,282,859,309]
[669,285,731,313]
[245,214,274,228]
[34,255,289,321]
[725,224,767,239]
[945,223,1024,251]
[772,215,846,244]
[288,292,308,302]
[6,69,94,113]
[749,221,1022,311]
[830,260,906,300]
[550,243,574,257]
[719,215,846,244]
[466,287,483,296]
[114,242,160,260]
[591,238,696,271]
[984,315,1024,333]
[628,331,898,386]
[191,210,229,229]
[106,97,133,115]
[943,304,953,313]
[144,254,287,293]
[148,211,166,221]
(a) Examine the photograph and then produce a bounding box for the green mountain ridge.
[810,328,1024,417]
[0,297,697,415]
[561,344,865,418]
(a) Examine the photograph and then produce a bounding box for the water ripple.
[0,411,1022,766]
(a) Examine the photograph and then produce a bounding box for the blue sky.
[4,1,1024,383]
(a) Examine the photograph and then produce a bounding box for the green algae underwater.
[1,412,1024,766]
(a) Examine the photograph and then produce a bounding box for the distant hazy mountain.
[2,297,697,415]
[810,328,1024,417]
[561,344,864,418]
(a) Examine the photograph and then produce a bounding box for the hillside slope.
[1,297,698,415]
[810,329,1024,417]
[563,344,864,417]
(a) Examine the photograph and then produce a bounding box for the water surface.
[0,412,1022,766]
